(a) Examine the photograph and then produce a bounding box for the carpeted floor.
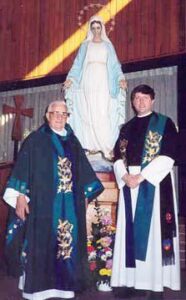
[0,265,186,300]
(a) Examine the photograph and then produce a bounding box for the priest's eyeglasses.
[49,111,70,117]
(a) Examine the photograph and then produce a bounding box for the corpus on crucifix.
[3,95,33,161]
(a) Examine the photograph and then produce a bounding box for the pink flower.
[101,216,112,226]
[99,236,112,247]
[106,259,113,269]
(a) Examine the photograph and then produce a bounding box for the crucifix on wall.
[3,95,33,161]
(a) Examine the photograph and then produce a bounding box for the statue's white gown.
[68,41,125,159]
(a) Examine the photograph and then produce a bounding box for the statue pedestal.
[96,172,118,224]
[86,171,118,235]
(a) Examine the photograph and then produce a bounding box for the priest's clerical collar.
[137,111,153,118]
[51,127,67,136]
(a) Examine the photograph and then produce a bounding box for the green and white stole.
[134,113,167,261]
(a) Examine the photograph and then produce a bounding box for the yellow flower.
[107,269,112,276]
[110,225,116,231]
[99,268,107,276]
[99,268,112,276]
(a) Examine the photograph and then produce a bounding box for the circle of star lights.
[77,3,116,36]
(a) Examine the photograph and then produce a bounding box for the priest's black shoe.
[133,289,147,297]
[147,291,163,300]
[113,287,138,298]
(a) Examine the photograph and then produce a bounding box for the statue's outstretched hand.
[119,79,127,90]
[63,79,73,89]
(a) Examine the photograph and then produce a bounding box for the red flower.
[87,245,95,253]
[90,261,97,271]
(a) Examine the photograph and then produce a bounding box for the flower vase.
[96,280,113,292]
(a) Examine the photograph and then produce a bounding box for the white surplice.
[111,156,180,291]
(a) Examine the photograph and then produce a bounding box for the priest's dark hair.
[131,84,155,102]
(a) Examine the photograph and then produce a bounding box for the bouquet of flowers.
[87,200,116,290]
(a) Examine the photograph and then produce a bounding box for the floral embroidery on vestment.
[57,219,73,260]
[57,156,73,193]
[119,138,128,166]
[142,130,162,164]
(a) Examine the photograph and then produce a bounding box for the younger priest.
[111,84,180,299]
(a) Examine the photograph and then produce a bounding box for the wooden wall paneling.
[6,2,14,80]
[140,0,150,59]
[122,4,130,62]
[111,1,122,64]
[0,1,4,80]
[19,1,28,80]
[0,1,6,81]
[0,0,186,83]
[50,0,65,76]
[133,0,141,61]
[61,0,70,73]
[104,0,117,52]
[69,0,82,71]
[161,0,171,56]
[26,0,40,79]
[61,0,77,74]
[50,0,75,76]
[154,0,163,56]
[47,0,57,76]
[70,0,85,74]
[0,2,11,82]
[179,0,186,52]
[116,2,128,64]
[9,1,19,80]
[147,0,156,58]
[39,0,51,77]
[170,0,179,54]
[39,0,64,77]
[0,1,3,80]
[127,0,135,61]
[0,3,3,81]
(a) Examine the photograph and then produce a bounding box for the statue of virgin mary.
[64,16,127,162]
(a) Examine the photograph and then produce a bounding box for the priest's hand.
[122,173,143,189]
[16,194,30,221]
[85,198,89,210]
[135,173,145,185]
[122,173,137,188]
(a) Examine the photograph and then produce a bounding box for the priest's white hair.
[47,100,67,113]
